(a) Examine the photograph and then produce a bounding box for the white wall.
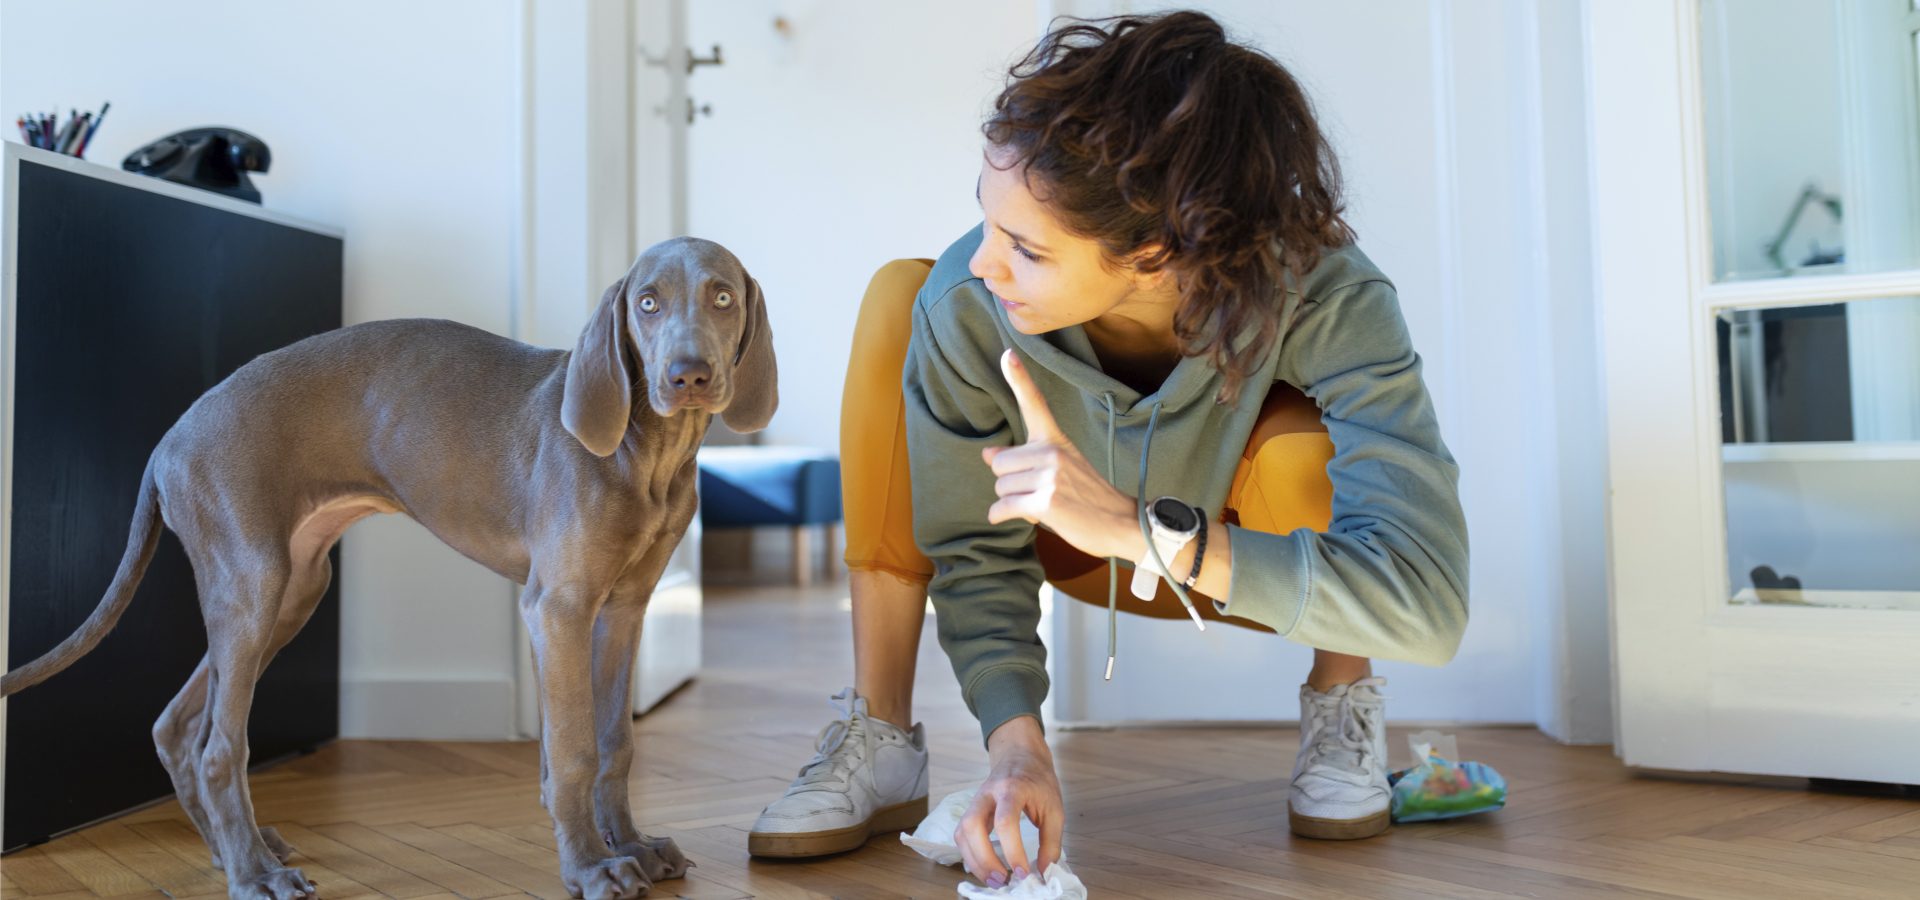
[2,0,628,739]
[1530,0,1613,744]
[687,0,1613,739]
[685,0,1042,451]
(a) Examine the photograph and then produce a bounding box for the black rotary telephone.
[123,128,271,204]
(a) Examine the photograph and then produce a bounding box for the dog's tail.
[1,457,164,696]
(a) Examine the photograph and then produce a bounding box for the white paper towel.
[900,787,1088,900]
[956,862,1087,900]
[900,787,1040,866]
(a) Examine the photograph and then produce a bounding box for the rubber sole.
[1287,802,1391,840]
[748,794,930,858]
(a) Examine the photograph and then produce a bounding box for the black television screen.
[3,149,343,850]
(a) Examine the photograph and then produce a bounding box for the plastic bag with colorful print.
[1387,732,1507,822]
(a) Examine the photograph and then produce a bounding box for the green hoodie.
[904,226,1469,743]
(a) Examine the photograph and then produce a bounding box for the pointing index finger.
[1001,349,1062,443]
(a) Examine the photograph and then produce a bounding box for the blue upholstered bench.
[696,447,843,584]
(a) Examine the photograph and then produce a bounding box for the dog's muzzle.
[654,357,721,414]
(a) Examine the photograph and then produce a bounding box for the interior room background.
[686,0,1612,741]
[2,0,1616,745]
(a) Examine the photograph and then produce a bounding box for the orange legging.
[840,259,1336,632]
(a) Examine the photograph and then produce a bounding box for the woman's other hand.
[984,349,1142,561]
[955,715,1064,887]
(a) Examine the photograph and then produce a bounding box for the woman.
[748,11,1467,885]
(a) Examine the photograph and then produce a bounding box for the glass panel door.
[1703,0,1920,610]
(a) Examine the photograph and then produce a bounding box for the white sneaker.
[1288,677,1392,839]
[748,687,930,857]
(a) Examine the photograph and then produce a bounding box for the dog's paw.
[564,856,649,900]
[260,827,298,865]
[608,834,688,883]
[233,865,318,900]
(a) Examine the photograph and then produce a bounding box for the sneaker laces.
[789,687,873,792]
[1302,677,1390,784]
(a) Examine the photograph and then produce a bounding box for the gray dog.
[0,237,774,900]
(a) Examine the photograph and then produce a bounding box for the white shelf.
[1732,588,1920,611]
[1721,441,1920,463]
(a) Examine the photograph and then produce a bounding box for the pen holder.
[17,103,109,159]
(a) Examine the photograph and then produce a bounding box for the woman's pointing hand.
[983,349,1143,563]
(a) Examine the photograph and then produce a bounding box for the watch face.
[1150,497,1199,533]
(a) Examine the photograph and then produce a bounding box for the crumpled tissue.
[901,787,1089,900]
[900,786,1040,867]
[955,863,1087,900]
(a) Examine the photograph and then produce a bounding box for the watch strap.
[1183,510,1208,589]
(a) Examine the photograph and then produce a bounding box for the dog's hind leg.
[156,529,337,874]
[590,573,687,884]
[535,664,551,810]
[193,550,318,900]
[154,657,223,865]
[247,531,346,867]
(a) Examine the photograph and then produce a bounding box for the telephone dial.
[123,128,271,204]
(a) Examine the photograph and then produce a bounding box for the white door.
[630,0,703,714]
[1593,0,1920,782]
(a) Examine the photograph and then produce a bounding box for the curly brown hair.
[983,11,1354,403]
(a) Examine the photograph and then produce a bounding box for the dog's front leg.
[523,581,652,900]
[589,581,688,884]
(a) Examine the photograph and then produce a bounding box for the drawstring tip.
[1104,656,1114,680]
[1186,605,1206,631]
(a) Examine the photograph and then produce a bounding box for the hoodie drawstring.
[1136,403,1205,630]
[1101,398,1204,681]
[1102,392,1118,680]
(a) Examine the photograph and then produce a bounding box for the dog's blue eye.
[639,296,659,313]
[715,291,734,308]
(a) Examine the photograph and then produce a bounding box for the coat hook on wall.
[687,44,723,74]
[639,44,722,75]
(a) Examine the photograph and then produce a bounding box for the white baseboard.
[340,678,517,740]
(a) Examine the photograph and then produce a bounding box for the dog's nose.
[668,358,712,390]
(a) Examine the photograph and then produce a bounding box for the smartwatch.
[1131,496,1201,600]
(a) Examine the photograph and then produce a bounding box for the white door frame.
[1590,0,1920,781]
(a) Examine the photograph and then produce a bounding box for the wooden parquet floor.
[6,584,1919,900]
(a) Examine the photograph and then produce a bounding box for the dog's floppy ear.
[721,274,778,432]
[562,277,635,456]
